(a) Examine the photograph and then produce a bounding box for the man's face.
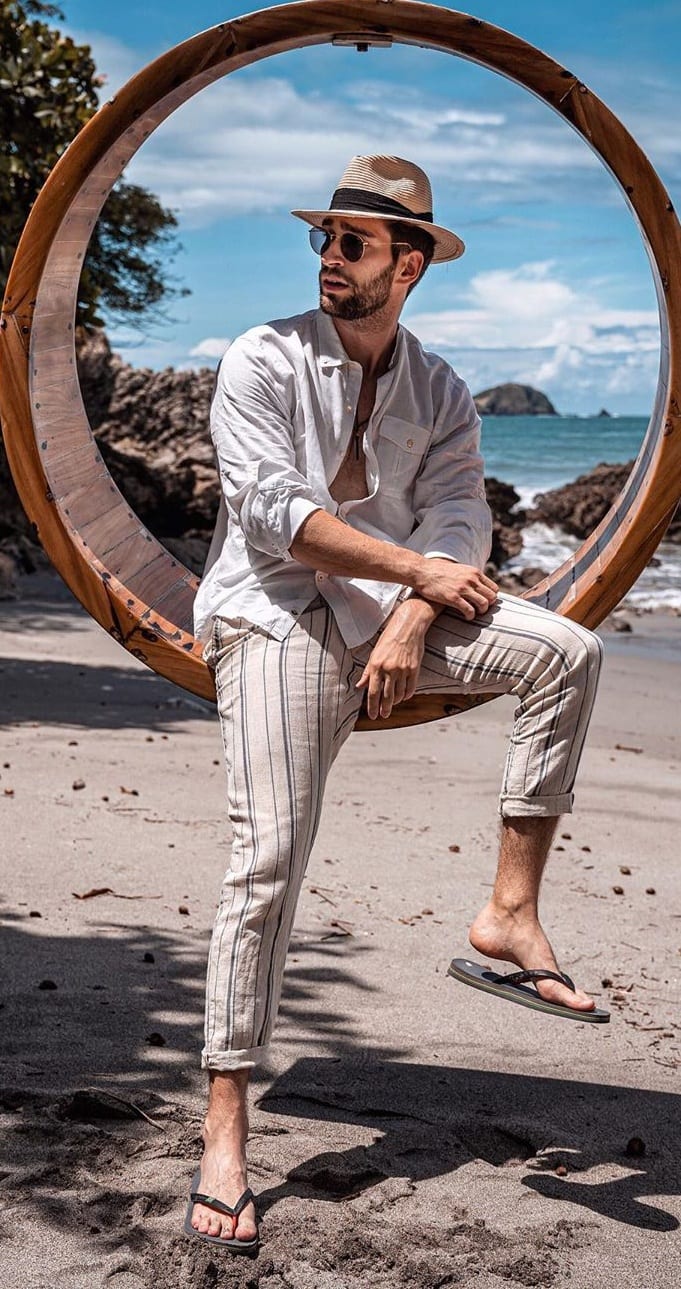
[318,217,398,321]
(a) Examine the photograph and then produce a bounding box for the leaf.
[72,887,161,900]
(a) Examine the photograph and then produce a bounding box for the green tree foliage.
[0,0,188,327]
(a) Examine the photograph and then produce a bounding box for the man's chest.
[292,359,434,508]
[328,376,376,504]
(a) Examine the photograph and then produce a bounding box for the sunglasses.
[309,226,411,264]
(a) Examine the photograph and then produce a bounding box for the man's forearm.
[387,595,444,634]
[290,507,496,620]
[290,508,425,590]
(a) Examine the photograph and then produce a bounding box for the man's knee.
[538,614,603,683]
[565,621,603,682]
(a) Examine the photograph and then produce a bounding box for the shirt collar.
[314,308,405,373]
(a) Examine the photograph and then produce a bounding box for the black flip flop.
[183,1168,259,1253]
[448,958,610,1023]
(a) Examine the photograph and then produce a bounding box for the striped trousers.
[201,592,602,1070]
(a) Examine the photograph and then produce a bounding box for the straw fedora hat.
[291,155,464,263]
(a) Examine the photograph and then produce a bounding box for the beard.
[319,260,396,321]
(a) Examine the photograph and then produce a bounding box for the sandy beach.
[0,573,679,1289]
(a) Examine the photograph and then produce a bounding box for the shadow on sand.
[256,1056,679,1233]
[4,911,673,1234]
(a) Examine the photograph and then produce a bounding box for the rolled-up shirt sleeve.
[211,334,321,561]
[408,376,492,570]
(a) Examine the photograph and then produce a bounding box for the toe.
[537,979,595,1010]
[235,1220,257,1242]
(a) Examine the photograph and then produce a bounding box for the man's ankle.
[487,893,539,919]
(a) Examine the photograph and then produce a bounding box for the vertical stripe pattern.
[202,591,602,1070]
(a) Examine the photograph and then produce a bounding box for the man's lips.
[321,274,350,291]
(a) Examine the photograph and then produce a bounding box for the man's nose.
[321,235,344,266]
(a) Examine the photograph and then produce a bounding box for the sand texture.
[0,576,679,1288]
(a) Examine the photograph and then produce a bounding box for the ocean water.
[480,415,680,612]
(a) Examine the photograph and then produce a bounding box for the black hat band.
[330,187,434,223]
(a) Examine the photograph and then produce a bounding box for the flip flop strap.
[190,1186,254,1218]
[502,968,576,992]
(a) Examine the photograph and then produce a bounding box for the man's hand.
[414,559,498,620]
[356,598,433,720]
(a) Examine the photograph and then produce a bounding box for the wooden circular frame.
[1,0,680,730]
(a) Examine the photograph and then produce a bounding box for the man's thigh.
[210,600,363,820]
[412,592,596,698]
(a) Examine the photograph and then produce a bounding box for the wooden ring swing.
[1,1,680,730]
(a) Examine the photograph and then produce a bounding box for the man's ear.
[397,249,424,289]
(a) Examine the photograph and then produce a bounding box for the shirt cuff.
[279,496,322,562]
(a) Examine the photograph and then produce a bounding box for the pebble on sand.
[625,1136,646,1157]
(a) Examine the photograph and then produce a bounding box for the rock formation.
[3,331,677,604]
[484,477,525,572]
[531,462,680,544]
[473,383,557,416]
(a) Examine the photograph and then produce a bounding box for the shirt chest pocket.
[375,417,431,492]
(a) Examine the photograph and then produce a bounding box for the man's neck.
[330,311,400,380]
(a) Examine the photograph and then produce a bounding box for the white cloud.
[406,262,659,414]
[111,71,602,226]
[408,261,658,353]
[64,28,680,227]
[189,337,232,359]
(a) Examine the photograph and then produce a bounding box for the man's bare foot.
[468,899,595,1012]
[190,1071,257,1243]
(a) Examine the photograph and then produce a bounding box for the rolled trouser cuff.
[499,792,574,818]
[201,1044,268,1071]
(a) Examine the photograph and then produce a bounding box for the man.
[185,156,604,1250]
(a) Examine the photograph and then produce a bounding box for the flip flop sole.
[184,1168,259,1253]
[448,958,610,1023]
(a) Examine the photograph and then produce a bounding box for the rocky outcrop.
[5,332,678,600]
[79,330,219,545]
[473,383,557,416]
[531,461,680,544]
[77,333,526,572]
[484,477,525,572]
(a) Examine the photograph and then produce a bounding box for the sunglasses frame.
[309,226,412,263]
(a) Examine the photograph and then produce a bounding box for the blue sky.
[60,1,681,414]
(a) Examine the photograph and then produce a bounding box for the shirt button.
[406,438,414,448]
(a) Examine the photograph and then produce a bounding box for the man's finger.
[404,675,418,701]
[392,677,408,705]
[452,595,476,620]
[380,674,394,718]
[367,668,384,718]
[466,589,494,613]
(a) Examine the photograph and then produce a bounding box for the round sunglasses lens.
[309,228,330,256]
[340,233,364,262]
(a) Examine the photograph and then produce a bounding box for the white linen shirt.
[193,308,492,648]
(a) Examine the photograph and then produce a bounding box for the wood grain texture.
[1,0,679,733]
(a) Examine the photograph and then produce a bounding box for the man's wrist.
[391,594,439,631]
[400,551,428,594]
